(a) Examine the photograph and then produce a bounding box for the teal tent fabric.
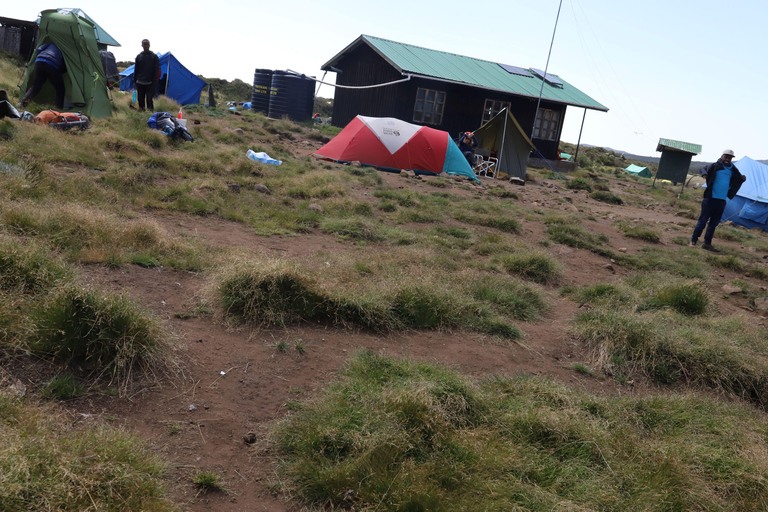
[625,164,652,178]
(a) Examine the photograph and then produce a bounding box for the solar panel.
[497,63,534,78]
[530,68,563,87]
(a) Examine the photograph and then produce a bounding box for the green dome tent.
[624,164,652,178]
[20,9,112,118]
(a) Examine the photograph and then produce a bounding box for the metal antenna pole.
[531,0,564,141]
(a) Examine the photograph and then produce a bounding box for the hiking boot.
[688,241,697,247]
[701,243,716,252]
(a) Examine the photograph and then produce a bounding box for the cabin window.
[482,99,511,124]
[413,88,446,125]
[533,108,561,141]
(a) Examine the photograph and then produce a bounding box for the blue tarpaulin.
[722,156,768,231]
[119,51,206,106]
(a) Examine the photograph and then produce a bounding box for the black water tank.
[268,70,315,122]
[251,68,273,115]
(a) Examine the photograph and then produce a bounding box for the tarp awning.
[473,108,535,180]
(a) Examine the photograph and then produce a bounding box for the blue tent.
[722,156,768,231]
[119,51,206,106]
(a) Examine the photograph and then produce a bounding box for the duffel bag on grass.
[34,110,90,130]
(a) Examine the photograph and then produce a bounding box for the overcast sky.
[4,0,766,161]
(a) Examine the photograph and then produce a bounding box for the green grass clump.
[0,234,72,294]
[41,373,85,400]
[498,250,563,285]
[545,222,610,252]
[0,393,172,511]
[273,351,768,511]
[31,285,167,392]
[466,274,546,321]
[193,471,227,494]
[617,221,661,243]
[641,282,709,316]
[566,177,592,192]
[212,254,529,338]
[576,304,768,402]
[589,191,623,205]
[215,257,325,327]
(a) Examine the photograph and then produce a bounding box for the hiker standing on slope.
[689,149,746,251]
[20,42,67,109]
[134,39,160,111]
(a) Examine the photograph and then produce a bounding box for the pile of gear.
[0,90,89,130]
[147,112,194,142]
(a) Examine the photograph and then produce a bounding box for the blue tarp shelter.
[723,156,768,231]
[119,51,206,106]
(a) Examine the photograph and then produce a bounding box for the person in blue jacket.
[689,149,746,251]
[20,42,67,109]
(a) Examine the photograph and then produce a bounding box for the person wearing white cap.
[689,149,746,251]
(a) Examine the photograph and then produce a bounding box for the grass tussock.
[0,201,207,269]
[209,251,547,339]
[497,249,563,285]
[0,392,173,511]
[272,351,768,511]
[572,274,768,405]
[31,284,169,393]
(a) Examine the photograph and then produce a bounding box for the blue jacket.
[699,158,744,200]
[35,43,66,71]
[456,133,478,154]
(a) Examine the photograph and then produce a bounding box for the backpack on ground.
[34,110,90,130]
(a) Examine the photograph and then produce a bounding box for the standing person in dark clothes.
[20,42,67,109]
[134,39,160,111]
[689,149,746,251]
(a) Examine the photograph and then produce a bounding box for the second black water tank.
[268,70,315,122]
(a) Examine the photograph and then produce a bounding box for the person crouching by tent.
[134,39,160,111]
[456,131,478,167]
[20,42,67,109]
[689,149,746,251]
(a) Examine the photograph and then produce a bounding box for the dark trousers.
[23,61,65,109]
[136,83,155,111]
[692,197,727,244]
[463,150,476,167]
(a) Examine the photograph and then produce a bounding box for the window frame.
[413,87,446,125]
[481,99,511,125]
[533,108,562,141]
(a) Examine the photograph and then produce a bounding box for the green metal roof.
[322,35,608,112]
[656,138,701,155]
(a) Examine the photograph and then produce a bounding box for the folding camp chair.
[474,149,498,178]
